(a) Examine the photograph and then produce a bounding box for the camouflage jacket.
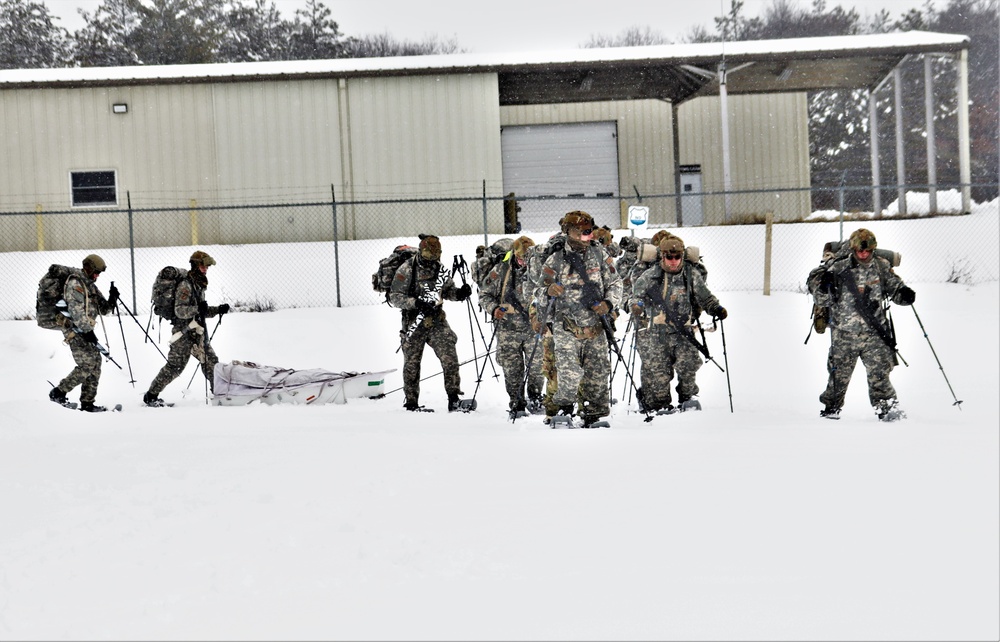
[540,241,623,328]
[478,254,532,332]
[63,271,113,334]
[171,277,221,331]
[808,251,911,335]
[632,263,719,334]
[389,256,462,323]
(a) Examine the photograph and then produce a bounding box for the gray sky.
[45,0,928,53]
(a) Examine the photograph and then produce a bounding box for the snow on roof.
[0,30,969,87]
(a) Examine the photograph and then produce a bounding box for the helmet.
[511,235,535,259]
[592,226,613,247]
[190,250,216,267]
[560,210,594,233]
[849,228,877,253]
[650,230,676,246]
[82,254,106,275]
[659,236,685,258]
[418,234,442,261]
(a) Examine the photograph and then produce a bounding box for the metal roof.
[0,30,969,105]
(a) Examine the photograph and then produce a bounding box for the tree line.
[1,0,996,204]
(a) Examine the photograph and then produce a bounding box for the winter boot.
[49,387,67,405]
[820,405,842,420]
[80,401,108,413]
[405,399,433,412]
[678,396,702,412]
[875,399,905,422]
[143,392,166,408]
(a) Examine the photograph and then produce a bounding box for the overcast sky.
[45,0,930,54]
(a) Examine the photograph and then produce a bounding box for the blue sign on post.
[628,205,649,235]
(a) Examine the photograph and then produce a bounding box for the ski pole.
[454,254,501,380]
[719,317,733,413]
[113,298,136,386]
[511,297,555,423]
[600,314,652,422]
[185,315,223,391]
[378,348,498,397]
[911,305,963,409]
[117,300,168,361]
[470,322,499,402]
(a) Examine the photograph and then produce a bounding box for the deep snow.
[0,209,997,640]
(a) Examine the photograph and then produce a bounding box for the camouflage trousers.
[400,321,461,406]
[495,325,545,410]
[58,332,103,404]
[820,328,897,409]
[148,327,219,397]
[635,324,703,409]
[550,320,611,419]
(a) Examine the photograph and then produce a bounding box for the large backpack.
[372,245,418,303]
[151,266,189,320]
[36,264,76,330]
[808,240,901,334]
[471,238,513,289]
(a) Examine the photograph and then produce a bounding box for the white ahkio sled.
[212,360,395,406]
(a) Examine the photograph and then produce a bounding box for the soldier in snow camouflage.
[478,236,544,415]
[631,236,726,412]
[390,234,472,412]
[538,211,623,426]
[807,228,916,420]
[144,250,230,406]
[48,254,120,412]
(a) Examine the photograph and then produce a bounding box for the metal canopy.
[495,31,969,106]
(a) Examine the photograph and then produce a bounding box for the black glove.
[218,303,230,316]
[107,284,120,307]
[80,330,98,344]
[457,284,472,301]
[711,306,728,321]
[416,298,437,315]
[820,271,835,292]
[197,301,208,317]
[897,286,916,305]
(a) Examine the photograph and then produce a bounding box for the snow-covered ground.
[0,208,997,640]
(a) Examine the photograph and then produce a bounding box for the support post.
[763,212,773,296]
[894,67,907,216]
[718,61,732,222]
[956,49,972,213]
[924,56,938,213]
[869,89,881,215]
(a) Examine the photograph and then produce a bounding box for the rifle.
[643,280,725,373]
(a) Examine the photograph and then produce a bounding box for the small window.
[71,170,117,207]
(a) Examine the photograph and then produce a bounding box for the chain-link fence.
[2,185,997,321]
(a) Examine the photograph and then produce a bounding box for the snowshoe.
[525,397,545,415]
[548,406,576,428]
[820,405,841,420]
[508,409,530,421]
[143,393,171,408]
[405,402,434,413]
[49,387,77,410]
[449,396,477,413]
[79,401,108,413]
[655,405,677,416]
[581,416,611,429]
[876,400,906,422]
[678,398,702,412]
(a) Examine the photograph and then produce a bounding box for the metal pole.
[894,66,907,216]
[482,180,489,248]
[924,56,938,213]
[869,89,881,216]
[127,191,137,311]
[331,184,341,307]
[956,49,972,213]
[718,61,733,222]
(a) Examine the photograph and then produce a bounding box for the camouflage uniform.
[146,271,223,398]
[54,265,115,406]
[479,248,544,412]
[525,233,566,417]
[390,250,468,409]
[540,238,623,422]
[808,238,915,415]
[631,258,721,410]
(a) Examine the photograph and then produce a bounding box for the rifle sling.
[838,268,896,350]
[644,271,711,360]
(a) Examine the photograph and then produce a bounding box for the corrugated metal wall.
[0,73,506,249]
[679,93,811,223]
[501,100,677,227]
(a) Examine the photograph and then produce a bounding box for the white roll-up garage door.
[501,122,620,233]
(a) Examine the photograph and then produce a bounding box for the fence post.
[482,180,489,248]
[763,212,773,296]
[34,204,44,251]
[127,191,137,311]
[189,199,199,245]
[332,185,341,308]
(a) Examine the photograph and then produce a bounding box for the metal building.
[0,30,970,251]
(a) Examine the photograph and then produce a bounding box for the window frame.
[69,169,119,208]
